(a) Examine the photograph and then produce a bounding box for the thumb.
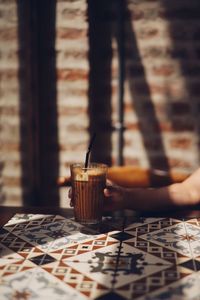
[104,185,119,197]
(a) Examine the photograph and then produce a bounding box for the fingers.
[104,184,120,198]
[104,187,115,197]
[104,188,111,197]
[106,179,113,186]
[103,182,125,212]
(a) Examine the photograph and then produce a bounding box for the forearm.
[124,183,194,211]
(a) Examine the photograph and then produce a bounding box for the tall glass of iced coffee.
[70,163,108,224]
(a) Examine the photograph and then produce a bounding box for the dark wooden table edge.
[0,206,74,227]
[1,205,200,228]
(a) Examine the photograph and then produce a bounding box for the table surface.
[1,206,200,300]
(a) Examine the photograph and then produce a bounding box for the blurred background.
[1,0,200,208]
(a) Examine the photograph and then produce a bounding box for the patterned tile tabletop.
[0,213,200,299]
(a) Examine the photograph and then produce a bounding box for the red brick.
[56,69,88,81]
[125,123,140,130]
[63,50,87,60]
[62,8,85,19]
[1,143,20,151]
[130,8,144,20]
[159,122,172,132]
[124,103,134,113]
[56,28,86,39]
[169,158,193,169]
[123,157,140,166]
[169,138,192,149]
[138,46,189,60]
[0,69,18,80]
[0,106,19,115]
[152,65,175,76]
[59,143,86,151]
[58,87,87,97]
[3,177,21,186]
[58,106,87,116]
[148,84,167,95]
[137,27,159,39]
[0,28,17,40]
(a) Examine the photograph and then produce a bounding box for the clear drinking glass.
[70,163,108,224]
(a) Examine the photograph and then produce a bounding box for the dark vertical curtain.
[18,0,59,206]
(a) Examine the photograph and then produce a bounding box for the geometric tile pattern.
[0,214,200,299]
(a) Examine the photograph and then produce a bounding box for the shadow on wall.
[87,0,200,174]
[161,0,200,164]
[124,2,170,172]
[87,0,113,166]
[125,0,200,171]
[87,0,170,176]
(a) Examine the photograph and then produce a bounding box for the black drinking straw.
[84,133,96,169]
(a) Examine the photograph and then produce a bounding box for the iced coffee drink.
[70,163,108,224]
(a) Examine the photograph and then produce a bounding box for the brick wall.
[0,0,22,206]
[56,0,200,175]
[1,0,200,206]
[56,0,89,178]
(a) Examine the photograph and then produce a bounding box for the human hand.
[103,180,126,212]
[67,180,126,212]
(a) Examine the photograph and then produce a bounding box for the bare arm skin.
[104,168,200,212]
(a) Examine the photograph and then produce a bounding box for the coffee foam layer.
[75,172,89,181]
[74,169,105,181]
